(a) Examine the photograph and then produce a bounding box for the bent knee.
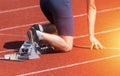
[62,45,73,52]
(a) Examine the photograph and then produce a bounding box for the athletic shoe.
[31,24,44,32]
[27,27,41,54]
[27,27,40,45]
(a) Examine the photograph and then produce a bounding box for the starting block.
[0,40,55,61]
[0,40,40,61]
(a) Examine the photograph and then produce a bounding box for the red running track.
[0,0,120,76]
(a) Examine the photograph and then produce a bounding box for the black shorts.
[40,0,74,36]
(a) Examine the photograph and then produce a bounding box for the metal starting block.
[0,40,40,61]
[0,40,55,61]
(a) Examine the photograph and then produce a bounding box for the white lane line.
[105,47,120,50]
[0,7,120,32]
[0,49,17,53]
[74,7,120,17]
[0,33,26,37]
[74,28,120,38]
[0,21,48,32]
[0,5,40,14]
[17,54,120,76]
[73,45,120,50]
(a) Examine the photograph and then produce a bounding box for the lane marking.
[0,33,26,37]
[74,7,120,17]
[0,7,120,32]
[0,21,48,32]
[0,5,39,14]
[17,54,120,76]
[73,45,120,50]
[74,28,120,38]
[0,49,17,53]
[105,47,120,50]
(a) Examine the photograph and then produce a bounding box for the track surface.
[0,0,120,76]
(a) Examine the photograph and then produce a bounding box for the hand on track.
[90,36,104,50]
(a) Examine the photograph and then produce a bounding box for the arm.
[87,0,104,50]
[87,0,96,37]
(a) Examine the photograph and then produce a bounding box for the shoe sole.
[27,28,40,46]
[27,30,34,44]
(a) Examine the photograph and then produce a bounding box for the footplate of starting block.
[18,40,40,60]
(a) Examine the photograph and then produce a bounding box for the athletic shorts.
[40,0,74,36]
